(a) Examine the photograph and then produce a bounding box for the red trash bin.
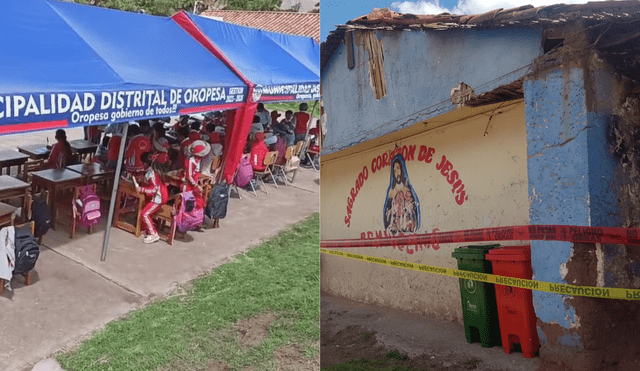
[486,246,539,358]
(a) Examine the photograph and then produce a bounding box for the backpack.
[31,196,52,238]
[14,224,40,275]
[175,191,204,233]
[74,185,102,228]
[235,156,254,188]
[206,183,229,219]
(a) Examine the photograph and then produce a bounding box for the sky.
[320,0,608,41]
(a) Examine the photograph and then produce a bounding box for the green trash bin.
[452,244,501,348]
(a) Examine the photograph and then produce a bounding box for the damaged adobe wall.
[525,34,640,369]
[321,27,542,154]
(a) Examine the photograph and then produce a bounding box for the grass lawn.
[322,351,417,371]
[265,101,321,119]
[57,213,320,371]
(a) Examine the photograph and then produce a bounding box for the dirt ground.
[321,292,541,371]
[205,312,319,371]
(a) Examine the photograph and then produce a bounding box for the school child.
[133,152,169,244]
[124,125,152,175]
[94,134,110,165]
[182,140,210,206]
[42,129,73,169]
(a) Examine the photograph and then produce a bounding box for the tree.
[75,0,282,15]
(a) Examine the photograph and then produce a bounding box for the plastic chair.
[250,151,278,196]
[274,146,293,185]
[306,143,320,172]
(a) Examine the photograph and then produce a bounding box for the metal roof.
[321,1,640,71]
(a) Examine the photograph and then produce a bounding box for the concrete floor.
[0,132,320,371]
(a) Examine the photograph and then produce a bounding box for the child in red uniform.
[294,102,310,143]
[177,126,193,168]
[249,132,269,172]
[105,122,126,170]
[43,129,73,169]
[124,125,152,175]
[182,140,210,207]
[134,152,169,244]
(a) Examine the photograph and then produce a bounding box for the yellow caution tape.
[320,249,640,301]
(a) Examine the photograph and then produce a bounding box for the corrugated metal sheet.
[321,1,640,71]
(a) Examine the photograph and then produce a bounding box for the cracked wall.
[525,68,585,355]
[321,27,542,155]
[525,57,640,369]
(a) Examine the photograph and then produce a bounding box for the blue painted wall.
[525,68,587,331]
[525,66,622,349]
[587,68,620,229]
[321,27,542,154]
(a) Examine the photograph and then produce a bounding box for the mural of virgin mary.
[383,154,420,235]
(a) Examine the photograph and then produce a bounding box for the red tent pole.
[172,11,257,184]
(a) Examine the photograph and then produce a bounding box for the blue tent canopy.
[0,0,247,134]
[264,31,320,79]
[186,13,320,103]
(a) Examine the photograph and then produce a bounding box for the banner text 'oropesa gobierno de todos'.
[0,86,246,130]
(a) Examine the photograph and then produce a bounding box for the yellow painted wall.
[320,101,529,322]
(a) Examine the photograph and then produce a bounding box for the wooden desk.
[113,180,145,237]
[18,144,50,160]
[68,139,98,159]
[31,169,83,228]
[0,175,29,212]
[66,163,114,184]
[0,202,18,227]
[166,170,184,188]
[0,151,29,176]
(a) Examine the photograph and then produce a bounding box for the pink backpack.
[235,156,254,188]
[175,191,204,233]
[74,185,101,228]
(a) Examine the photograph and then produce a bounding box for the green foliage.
[225,0,281,11]
[385,350,409,361]
[74,0,191,15]
[75,0,283,15]
[265,101,321,119]
[322,358,421,371]
[464,358,481,366]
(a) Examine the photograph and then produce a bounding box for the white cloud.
[390,0,449,14]
[391,0,602,16]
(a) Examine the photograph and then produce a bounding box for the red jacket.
[107,135,122,162]
[183,156,201,188]
[250,141,269,172]
[46,142,68,169]
[294,112,310,135]
[125,135,152,172]
[140,169,168,204]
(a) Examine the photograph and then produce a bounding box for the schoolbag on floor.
[31,196,52,238]
[74,185,102,228]
[175,191,204,233]
[206,183,229,219]
[14,224,40,275]
[235,157,253,188]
